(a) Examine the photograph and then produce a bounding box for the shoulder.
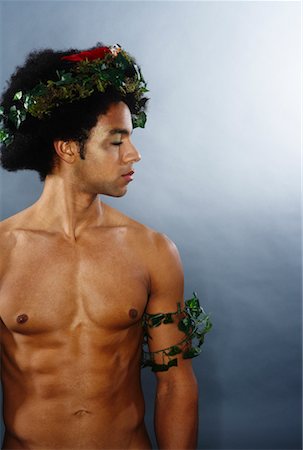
[102,202,181,259]
[0,215,20,282]
[0,211,24,242]
[115,212,184,297]
[0,208,32,250]
[0,213,19,238]
[0,209,30,238]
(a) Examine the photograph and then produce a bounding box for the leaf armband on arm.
[141,292,213,372]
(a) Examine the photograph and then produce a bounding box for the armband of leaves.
[141,292,212,372]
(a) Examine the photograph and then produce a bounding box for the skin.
[0,101,198,450]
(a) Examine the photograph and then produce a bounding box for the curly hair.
[0,45,148,182]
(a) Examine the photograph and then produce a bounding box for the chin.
[103,188,128,198]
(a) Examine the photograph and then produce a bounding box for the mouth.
[122,170,134,177]
[121,170,135,183]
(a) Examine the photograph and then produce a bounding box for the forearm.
[154,378,199,450]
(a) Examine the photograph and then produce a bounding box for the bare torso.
[0,201,154,449]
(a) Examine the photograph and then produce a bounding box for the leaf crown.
[0,44,149,147]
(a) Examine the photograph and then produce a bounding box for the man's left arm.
[145,232,199,450]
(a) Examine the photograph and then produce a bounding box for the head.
[56,100,141,197]
[0,43,148,188]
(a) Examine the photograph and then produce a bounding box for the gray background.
[0,1,301,449]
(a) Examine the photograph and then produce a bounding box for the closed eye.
[112,142,123,146]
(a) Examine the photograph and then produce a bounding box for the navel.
[16,314,28,324]
[129,308,138,319]
[73,410,91,417]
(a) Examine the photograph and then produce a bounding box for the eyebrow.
[108,128,133,136]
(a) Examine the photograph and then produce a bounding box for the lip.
[121,170,134,182]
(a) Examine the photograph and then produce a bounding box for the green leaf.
[23,94,31,110]
[151,358,178,372]
[178,316,192,334]
[199,317,213,334]
[167,345,182,356]
[167,358,178,368]
[133,111,147,129]
[151,363,169,372]
[61,72,73,82]
[196,334,205,346]
[8,106,18,126]
[13,91,22,101]
[150,314,165,327]
[8,106,26,129]
[185,297,199,308]
[30,82,48,97]
[0,128,13,146]
[163,313,174,324]
[0,129,9,141]
[114,53,130,71]
[54,73,74,86]
[185,299,201,317]
[204,321,213,333]
[183,347,201,359]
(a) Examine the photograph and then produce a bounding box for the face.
[74,101,141,197]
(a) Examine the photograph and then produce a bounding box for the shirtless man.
[0,43,203,450]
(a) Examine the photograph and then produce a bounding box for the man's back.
[0,201,155,449]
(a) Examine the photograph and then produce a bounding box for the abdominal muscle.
[1,334,151,450]
[3,397,150,450]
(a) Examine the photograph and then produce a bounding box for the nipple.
[129,308,138,319]
[16,314,28,324]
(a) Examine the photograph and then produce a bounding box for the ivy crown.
[0,44,149,182]
[0,43,149,147]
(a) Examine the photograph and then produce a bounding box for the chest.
[0,229,150,334]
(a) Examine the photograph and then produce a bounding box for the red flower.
[61,47,111,62]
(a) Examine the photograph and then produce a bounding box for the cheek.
[96,153,117,169]
[86,153,117,178]
[94,144,118,161]
[82,142,119,173]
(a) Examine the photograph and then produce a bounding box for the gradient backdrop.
[0,1,301,449]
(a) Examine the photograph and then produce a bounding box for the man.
[0,43,211,449]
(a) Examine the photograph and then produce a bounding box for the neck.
[32,173,104,241]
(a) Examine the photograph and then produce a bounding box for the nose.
[121,142,141,164]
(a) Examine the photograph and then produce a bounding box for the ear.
[53,140,78,164]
